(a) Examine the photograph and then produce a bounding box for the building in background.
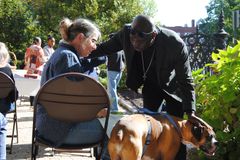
[164,19,196,37]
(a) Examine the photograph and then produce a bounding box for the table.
[13,69,41,97]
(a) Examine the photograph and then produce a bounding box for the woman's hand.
[97,108,108,118]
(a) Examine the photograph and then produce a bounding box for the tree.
[28,0,157,41]
[0,0,40,61]
[198,0,240,44]
[0,0,157,66]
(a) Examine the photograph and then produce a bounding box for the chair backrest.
[34,72,110,122]
[0,71,15,99]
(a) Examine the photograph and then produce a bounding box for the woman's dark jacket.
[0,66,18,114]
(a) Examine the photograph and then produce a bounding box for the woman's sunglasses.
[130,28,153,38]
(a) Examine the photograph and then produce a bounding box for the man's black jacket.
[91,24,196,112]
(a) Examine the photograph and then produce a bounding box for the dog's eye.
[191,126,203,141]
[207,134,213,141]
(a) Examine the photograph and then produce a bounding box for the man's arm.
[175,44,196,113]
[90,27,125,58]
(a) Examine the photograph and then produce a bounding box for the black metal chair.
[31,72,110,160]
[0,71,19,154]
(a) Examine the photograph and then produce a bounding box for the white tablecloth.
[13,69,41,96]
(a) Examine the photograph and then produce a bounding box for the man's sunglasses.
[130,28,153,38]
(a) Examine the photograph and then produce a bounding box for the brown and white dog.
[108,113,217,160]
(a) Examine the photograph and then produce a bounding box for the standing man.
[43,35,55,62]
[107,49,125,113]
[107,33,125,114]
[91,14,196,159]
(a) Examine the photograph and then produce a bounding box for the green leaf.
[218,49,228,57]
[224,112,233,124]
[229,108,238,114]
[230,42,240,54]
[237,110,240,119]
[212,52,220,61]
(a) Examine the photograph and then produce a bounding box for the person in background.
[24,37,45,74]
[38,17,107,150]
[8,51,17,70]
[91,14,197,160]
[43,35,55,61]
[0,42,19,159]
[107,33,125,113]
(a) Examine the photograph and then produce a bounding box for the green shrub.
[192,41,240,159]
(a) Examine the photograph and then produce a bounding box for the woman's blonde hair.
[59,17,101,42]
[0,42,10,66]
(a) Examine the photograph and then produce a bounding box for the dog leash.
[142,115,152,158]
[137,108,182,139]
[138,109,183,158]
[161,113,182,139]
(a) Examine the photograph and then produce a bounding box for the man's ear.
[150,31,157,45]
[153,31,157,37]
[151,31,157,40]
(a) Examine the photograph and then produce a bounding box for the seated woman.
[0,42,19,159]
[37,17,107,147]
[24,37,45,74]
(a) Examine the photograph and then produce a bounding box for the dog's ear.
[191,124,203,141]
[188,116,212,130]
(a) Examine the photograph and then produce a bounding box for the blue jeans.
[63,119,104,145]
[0,113,7,160]
[107,70,122,111]
[9,103,15,112]
[63,119,110,159]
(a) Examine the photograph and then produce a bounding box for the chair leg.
[8,113,17,154]
[93,147,98,158]
[8,119,15,154]
[31,143,38,160]
[14,113,19,143]
[96,145,104,160]
[31,140,35,159]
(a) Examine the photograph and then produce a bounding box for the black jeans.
[142,86,186,160]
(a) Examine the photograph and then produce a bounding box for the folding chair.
[31,72,110,160]
[0,71,18,154]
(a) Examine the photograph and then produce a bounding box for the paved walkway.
[5,99,132,160]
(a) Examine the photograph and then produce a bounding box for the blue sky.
[154,0,211,27]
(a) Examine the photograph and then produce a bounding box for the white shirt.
[43,45,54,61]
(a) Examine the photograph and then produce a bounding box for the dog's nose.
[212,138,218,146]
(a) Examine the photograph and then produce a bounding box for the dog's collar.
[142,115,152,158]
[161,113,183,139]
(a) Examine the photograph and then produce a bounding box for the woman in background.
[24,37,45,74]
[0,42,19,159]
